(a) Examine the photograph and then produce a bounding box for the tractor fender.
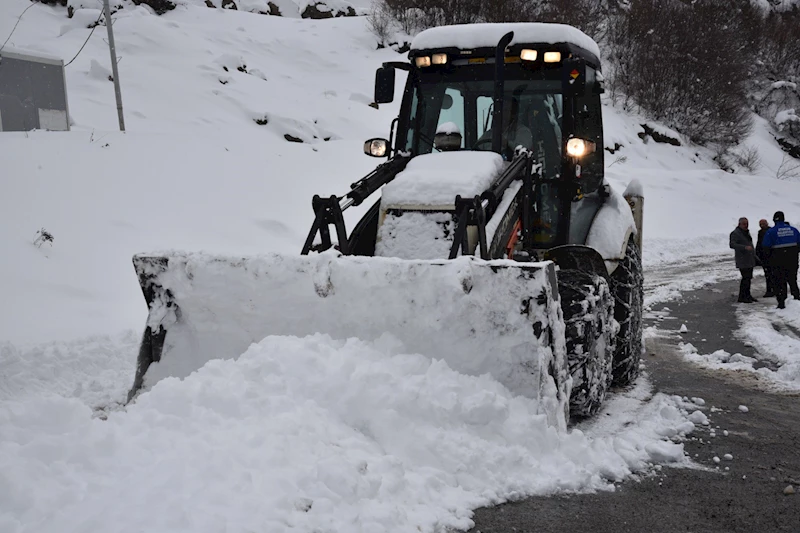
[584,182,638,276]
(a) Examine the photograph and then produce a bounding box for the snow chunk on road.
[688,410,709,425]
[739,405,749,413]
[0,334,697,533]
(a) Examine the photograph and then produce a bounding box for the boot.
[777,300,786,309]
[764,292,775,297]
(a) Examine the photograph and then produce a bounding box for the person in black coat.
[730,217,757,303]
[756,219,775,297]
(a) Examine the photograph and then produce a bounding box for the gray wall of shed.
[0,55,70,131]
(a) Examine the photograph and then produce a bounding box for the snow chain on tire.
[610,237,644,386]
[558,269,616,419]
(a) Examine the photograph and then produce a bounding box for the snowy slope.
[2,2,800,532]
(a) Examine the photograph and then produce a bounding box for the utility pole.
[103,0,125,131]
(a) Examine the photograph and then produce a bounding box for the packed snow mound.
[0,334,695,533]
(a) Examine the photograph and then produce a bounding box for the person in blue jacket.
[761,211,800,309]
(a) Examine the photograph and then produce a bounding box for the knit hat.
[773,211,785,222]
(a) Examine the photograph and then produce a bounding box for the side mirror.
[562,59,586,97]
[375,66,395,104]
[364,138,390,158]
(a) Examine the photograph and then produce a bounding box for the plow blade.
[129,252,569,427]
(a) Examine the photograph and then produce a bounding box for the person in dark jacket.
[730,217,757,303]
[756,219,775,297]
[761,211,800,309]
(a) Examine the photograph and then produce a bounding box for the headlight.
[566,138,596,157]
[415,56,431,68]
[520,49,538,61]
[432,53,447,65]
[543,51,561,63]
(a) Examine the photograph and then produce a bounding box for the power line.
[0,1,37,54]
[64,13,104,67]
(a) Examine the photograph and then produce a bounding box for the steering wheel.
[473,135,495,151]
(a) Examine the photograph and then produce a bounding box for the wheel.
[610,237,644,386]
[557,269,616,419]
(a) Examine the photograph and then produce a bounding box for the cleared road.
[469,265,800,533]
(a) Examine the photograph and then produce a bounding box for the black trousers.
[773,265,789,303]
[762,265,774,294]
[786,263,799,300]
[738,268,753,301]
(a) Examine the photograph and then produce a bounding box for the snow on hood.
[381,152,504,207]
[411,22,601,60]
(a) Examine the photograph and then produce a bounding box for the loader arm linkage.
[449,148,535,260]
[302,148,537,261]
[301,154,411,255]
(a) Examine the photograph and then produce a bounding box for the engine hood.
[380,151,505,210]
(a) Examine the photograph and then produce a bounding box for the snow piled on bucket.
[0,334,695,533]
[134,251,568,427]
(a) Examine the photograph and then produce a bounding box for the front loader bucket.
[129,252,569,428]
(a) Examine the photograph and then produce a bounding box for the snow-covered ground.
[2,1,800,532]
[672,299,800,392]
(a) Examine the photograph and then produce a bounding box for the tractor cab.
[367,23,606,252]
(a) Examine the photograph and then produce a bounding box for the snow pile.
[0,334,696,533]
[381,152,504,207]
[133,252,568,428]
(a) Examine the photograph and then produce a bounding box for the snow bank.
[411,22,601,59]
[381,151,504,207]
[679,295,800,394]
[0,334,696,533]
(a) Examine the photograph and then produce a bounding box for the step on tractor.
[129,22,644,426]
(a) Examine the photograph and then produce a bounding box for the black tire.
[558,269,616,419]
[610,237,644,386]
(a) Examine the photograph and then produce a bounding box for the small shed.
[0,47,70,132]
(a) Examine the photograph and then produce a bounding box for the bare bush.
[607,0,753,147]
[735,145,762,174]
[535,0,607,41]
[367,0,394,45]
[481,0,544,23]
[777,154,800,180]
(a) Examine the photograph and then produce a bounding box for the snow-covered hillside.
[2,2,800,532]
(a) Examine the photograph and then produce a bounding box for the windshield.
[404,64,563,174]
